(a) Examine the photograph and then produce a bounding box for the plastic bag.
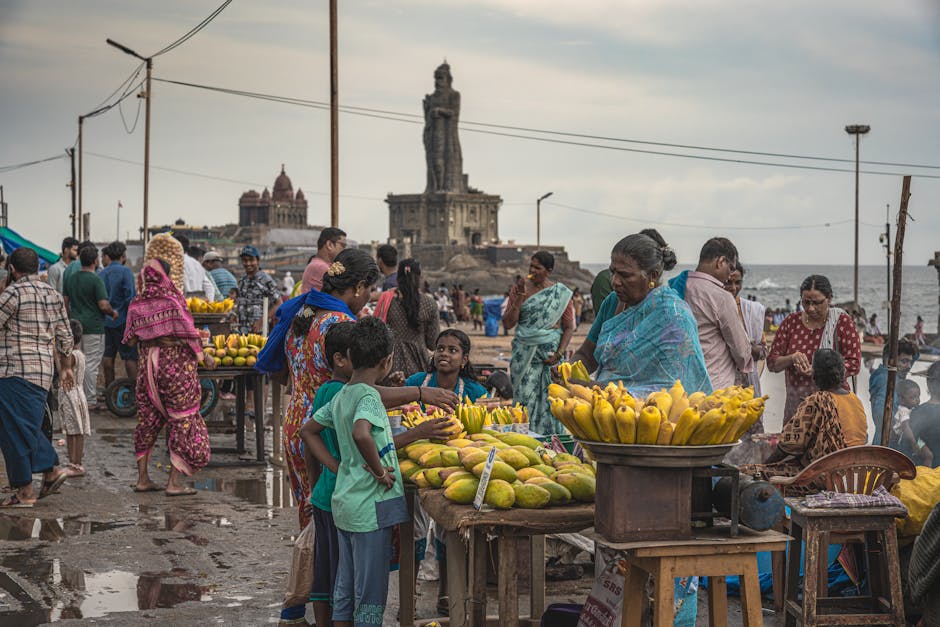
[892,465,940,537]
[283,521,316,607]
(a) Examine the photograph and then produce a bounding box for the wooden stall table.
[589,527,789,627]
[199,367,266,466]
[417,489,595,627]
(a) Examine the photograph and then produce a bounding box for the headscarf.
[254,287,356,375]
[124,259,203,358]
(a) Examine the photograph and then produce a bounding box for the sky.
[1,0,939,266]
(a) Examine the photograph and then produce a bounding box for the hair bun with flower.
[327,261,346,276]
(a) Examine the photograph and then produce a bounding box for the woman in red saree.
[124,258,212,496]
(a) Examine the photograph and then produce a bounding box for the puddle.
[191,467,295,511]
[0,551,210,622]
[0,516,136,542]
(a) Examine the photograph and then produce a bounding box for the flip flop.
[38,472,68,499]
[165,487,198,497]
[131,484,165,493]
[0,494,35,508]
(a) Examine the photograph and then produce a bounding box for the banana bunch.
[556,360,591,385]
[489,404,529,426]
[188,297,235,314]
[400,406,467,442]
[548,378,768,447]
[456,401,488,434]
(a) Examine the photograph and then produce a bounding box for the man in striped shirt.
[0,247,73,506]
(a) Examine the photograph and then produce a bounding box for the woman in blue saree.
[569,229,712,398]
[502,251,575,434]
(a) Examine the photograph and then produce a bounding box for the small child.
[891,379,921,459]
[301,317,410,627]
[58,320,91,477]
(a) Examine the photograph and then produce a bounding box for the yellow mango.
[444,477,480,504]
[526,477,573,505]
[555,472,596,502]
[512,483,551,509]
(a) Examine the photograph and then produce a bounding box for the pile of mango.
[187,297,235,314]
[202,334,267,368]
[548,377,767,447]
[399,430,596,510]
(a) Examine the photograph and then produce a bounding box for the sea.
[583,263,938,337]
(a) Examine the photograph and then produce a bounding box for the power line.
[0,153,67,174]
[152,0,233,58]
[153,77,940,178]
[543,200,882,232]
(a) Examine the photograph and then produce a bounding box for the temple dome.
[272,164,293,202]
[261,187,271,201]
[295,188,305,201]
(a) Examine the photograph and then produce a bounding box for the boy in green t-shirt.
[301,317,408,627]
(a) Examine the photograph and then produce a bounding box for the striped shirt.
[0,274,74,390]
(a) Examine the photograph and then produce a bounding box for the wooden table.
[199,367,266,466]
[591,527,789,627]
[418,489,595,627]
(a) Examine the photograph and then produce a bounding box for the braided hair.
[396,258,423,329]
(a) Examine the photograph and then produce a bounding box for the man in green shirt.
[63,244,117,408]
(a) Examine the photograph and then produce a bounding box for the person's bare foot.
[133,481,164,493]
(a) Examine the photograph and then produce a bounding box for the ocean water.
[583,263,938,335]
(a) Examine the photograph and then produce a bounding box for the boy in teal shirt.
[302,317,410,627]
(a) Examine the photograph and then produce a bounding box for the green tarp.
[0,227,60,269]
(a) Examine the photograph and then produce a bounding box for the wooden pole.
[881,175,911,447]
[77,116,83,239]
[931,251,940,335]
[143,57,152,245]
[329,0,339,227]
[68,148,77,238]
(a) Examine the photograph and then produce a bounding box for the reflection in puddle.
[0,551,209,622]
[192,467,295,512]
[0,516,136,542]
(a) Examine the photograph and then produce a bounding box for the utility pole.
[107,38,152,245]
[881,176,911,446]
[536,192,553,248]
[845,124,870,312]
[67,148,77,238]
[78,116,84,241]
[879,203,891,329]
[329,0,339,227]
[0,186,7,229]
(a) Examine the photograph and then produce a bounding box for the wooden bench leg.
[802,521,820,627]
[469,530,487,627]
[817,530,829,599]
[498,535,519,627]
[653,559,674,627]
[622,564,645,627]
[881,526,905,627]
[771,548,785,613]
[446,530,469,627]
[739,558,763,627]
[399,492,416,627]
[530,535,545,620]
[785,521,804,627]
[707,576,728,627]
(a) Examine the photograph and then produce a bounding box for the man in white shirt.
[174,234,215,301]
[47,236,80,294]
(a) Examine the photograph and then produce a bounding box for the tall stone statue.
[424,62,466,193]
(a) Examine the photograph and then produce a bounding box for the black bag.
[540,603,583,627]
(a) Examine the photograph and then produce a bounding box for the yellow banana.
[573,400,602,441]
[592,395,619,443]
[614,404,637,444]
[655,421,674,445]
[671,408,701,446]
[548,383,571,400]
[570,360,591,382]
[687,408,727,445]
[635,406,662,445]
[567,384,594,403]
[558,362,572,385]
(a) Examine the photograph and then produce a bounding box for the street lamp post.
[107,38,152,245]
[536,192,553,248]
[845,124,870,311]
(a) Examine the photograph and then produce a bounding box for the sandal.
[63,463,85,478]
[38,472,68,499]
[165,487,198,497]
[0,494,35,508]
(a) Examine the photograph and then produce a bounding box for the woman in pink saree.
[124,259,212,496]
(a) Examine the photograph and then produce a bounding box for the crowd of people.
[0,224,938,626]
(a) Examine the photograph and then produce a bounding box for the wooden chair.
[767,446,916,626]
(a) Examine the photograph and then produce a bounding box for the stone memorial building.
[238,165,309,228]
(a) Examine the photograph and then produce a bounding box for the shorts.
[104,325,139,361]
[311,505,340,603]
[333,526,394,625]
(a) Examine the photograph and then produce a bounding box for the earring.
[648,281,655,289]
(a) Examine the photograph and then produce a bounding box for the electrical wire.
[542,200,881,232]
[153,77,940,177]
[0,154,67,174]
[151,0,233,58]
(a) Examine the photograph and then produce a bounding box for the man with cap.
[202,251,237,300]
[236,246,280,334]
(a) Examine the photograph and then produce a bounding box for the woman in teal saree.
[502,252,575,435]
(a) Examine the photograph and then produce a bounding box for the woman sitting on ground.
[741,348,867,481]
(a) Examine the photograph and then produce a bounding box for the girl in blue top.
[405,329,487,404]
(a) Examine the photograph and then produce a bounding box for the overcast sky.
[1,0,939,266]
